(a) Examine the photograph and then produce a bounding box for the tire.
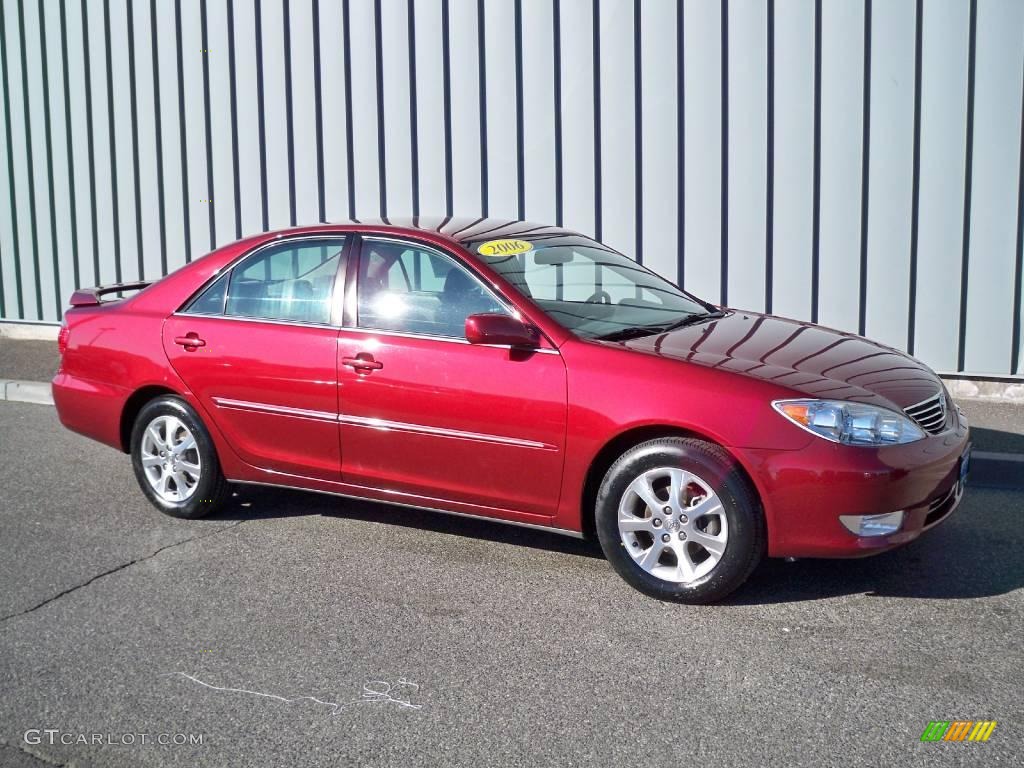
[595,437,765,604]
[129,395,231,519]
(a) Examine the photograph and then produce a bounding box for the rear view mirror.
[532,250,573,265]
[465,313,540,348]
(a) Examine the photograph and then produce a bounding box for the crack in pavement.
[0,737,69,767]
[0,521,245,625]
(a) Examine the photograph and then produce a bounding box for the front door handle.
[342,353,383,373]
[174,333,206,350]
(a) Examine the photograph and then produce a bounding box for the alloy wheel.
[617,466,729,584]
[139,415,202,503]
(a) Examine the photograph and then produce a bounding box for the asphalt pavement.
[0,400,1022,767]
[0,339,59,383]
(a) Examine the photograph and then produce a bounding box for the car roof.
[326,217,581,246]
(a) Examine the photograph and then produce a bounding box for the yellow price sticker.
[477,238,534,257]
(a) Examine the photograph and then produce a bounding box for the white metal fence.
[1,0,1023,376]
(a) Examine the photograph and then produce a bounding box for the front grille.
[904,392,947,435]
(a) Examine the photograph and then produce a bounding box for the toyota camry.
[52,219,970,603]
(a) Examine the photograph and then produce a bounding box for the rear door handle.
[174,333,206,349]
[342,353,383,373]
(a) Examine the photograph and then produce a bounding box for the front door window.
[357,239,509,338]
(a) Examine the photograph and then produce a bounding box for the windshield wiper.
[660,309,727,332]
[594,310,727,342]
[593,325,670,341]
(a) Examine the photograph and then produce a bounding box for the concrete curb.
[1,380,55,406]
[1,322,1023,398]
[968,450,1024,490]
[942,377,1024,404]
[0,321,60,341]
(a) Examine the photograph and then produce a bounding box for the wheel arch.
[119,385,182,453]
[579,425,764,542]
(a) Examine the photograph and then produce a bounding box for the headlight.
[772,399,925,446]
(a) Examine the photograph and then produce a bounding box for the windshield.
[467,234,713,339]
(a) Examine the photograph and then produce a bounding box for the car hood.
[617,311,943,412]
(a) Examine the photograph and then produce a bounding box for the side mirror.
[465,313,541,348]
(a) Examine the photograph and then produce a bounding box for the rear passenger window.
[189,238,345,324]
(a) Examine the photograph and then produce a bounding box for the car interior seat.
[437,268,499,336]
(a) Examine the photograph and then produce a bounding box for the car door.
[163,236,349,481]
[336,235,568,519]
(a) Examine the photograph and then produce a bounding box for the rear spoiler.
[69,281,151,307]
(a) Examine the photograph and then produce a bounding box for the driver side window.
[357,240,509,338]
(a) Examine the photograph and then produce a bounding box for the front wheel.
[130,396,230,519]
[595,437,765,604]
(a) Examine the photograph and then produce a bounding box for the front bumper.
[740,411,970,558]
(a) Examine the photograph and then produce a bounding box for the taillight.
[58,324,70,356]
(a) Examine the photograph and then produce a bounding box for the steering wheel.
[585,290,612,304]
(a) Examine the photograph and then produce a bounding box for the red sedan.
[52,219,970,603]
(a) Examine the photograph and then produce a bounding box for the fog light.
[839,511,904,537]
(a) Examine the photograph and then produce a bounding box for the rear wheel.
[595,437,765,604]
[130,396,230,519]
